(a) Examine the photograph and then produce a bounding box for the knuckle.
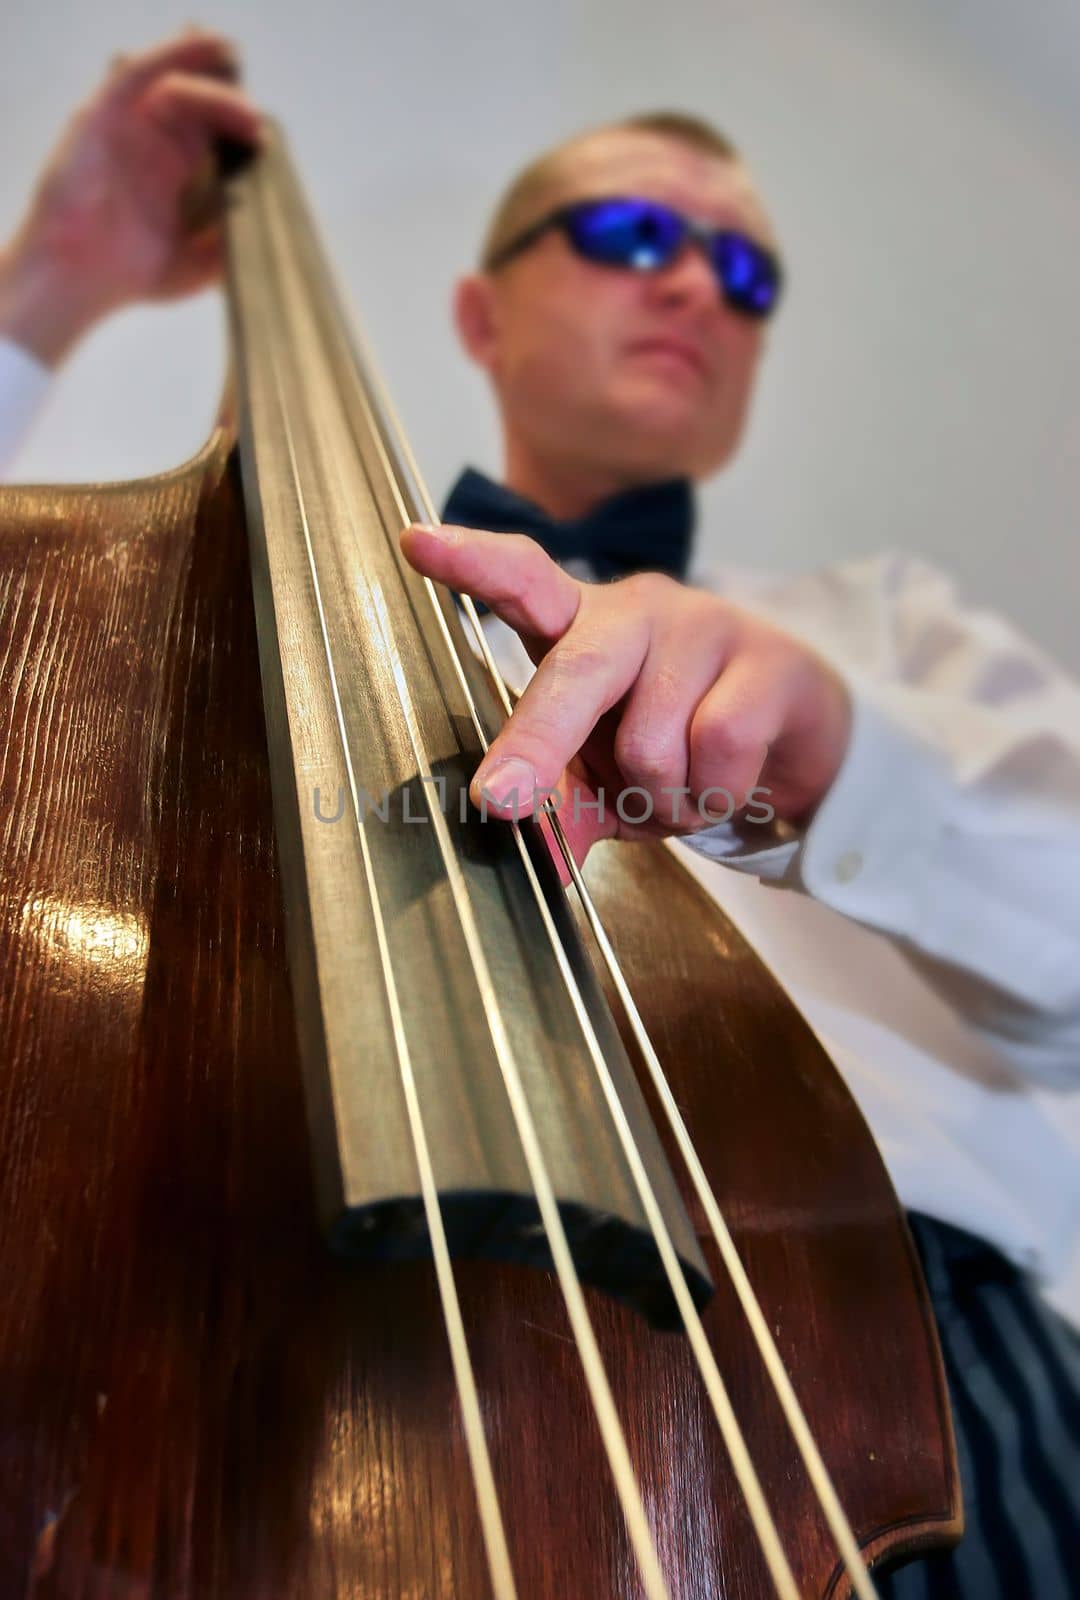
[482,567,527,609]
[522,636,618,734]
[476,537,539,602]
[620,570,679,608]
[495,534,570,623]
[545,638,611,690]
[691,707,764,768]
[615,726,681,785]
[517,568,553,620]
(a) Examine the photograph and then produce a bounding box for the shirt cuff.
[685,677,952,929]
[682,811,802,883]
[0,337,51,477]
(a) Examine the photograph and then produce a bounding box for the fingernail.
[475,756,536,808]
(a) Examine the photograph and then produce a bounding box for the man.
[404,117,1080,1600]
[1,35,1078,1596]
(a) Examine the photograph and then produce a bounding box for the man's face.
[457,130,778,487]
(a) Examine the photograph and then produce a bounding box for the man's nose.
[646,240,719,310]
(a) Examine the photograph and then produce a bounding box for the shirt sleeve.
[0,337,51,478]
[685,552,1080,1086]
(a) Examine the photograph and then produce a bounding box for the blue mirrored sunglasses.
[487,195,783,321]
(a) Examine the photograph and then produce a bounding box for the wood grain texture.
[0,433,959,1597]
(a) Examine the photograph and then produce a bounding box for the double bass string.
[425,657,803,1600]
[360,576,673,1600]
[255,235,518,1598]
[347,380,802,1595]
[555,836,881,1600]
[453,585,878,1600]
[342,320,802,1600]
[252,161,670,1600]
[454,609,880,1600]
[356,322,881,1600]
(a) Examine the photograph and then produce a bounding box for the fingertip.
[468,756,540,823]
[400,522,464,568]
[182,21,230,46]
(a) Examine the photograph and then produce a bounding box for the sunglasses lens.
[566,199,684,270]
[560,201,782,319]
[713,233,782,318]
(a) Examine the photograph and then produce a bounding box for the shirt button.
[834,849,864,884]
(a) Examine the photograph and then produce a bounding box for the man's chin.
[602,409,719,482]
[599,381,724,455]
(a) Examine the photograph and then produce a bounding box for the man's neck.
[502,436,650,522]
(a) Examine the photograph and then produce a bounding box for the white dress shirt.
[3,342,1078,1323]
[0,338,51,471]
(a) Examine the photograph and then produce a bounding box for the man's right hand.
[0,28,263,366]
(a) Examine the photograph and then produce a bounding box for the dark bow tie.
[440,467,695,583]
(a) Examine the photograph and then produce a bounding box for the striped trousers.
[875,1213,1080,1599]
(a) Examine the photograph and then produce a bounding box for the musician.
[1,37,1077,1596]
[406,120,1080,1600]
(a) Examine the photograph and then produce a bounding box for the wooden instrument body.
[0,436,960,1596]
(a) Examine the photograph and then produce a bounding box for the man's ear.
[453,273,499,372]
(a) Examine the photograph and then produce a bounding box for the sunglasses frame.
[486,195,784,320]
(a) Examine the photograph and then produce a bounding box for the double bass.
[0,131,960,1598]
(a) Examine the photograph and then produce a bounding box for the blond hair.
[479,112,740,271]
